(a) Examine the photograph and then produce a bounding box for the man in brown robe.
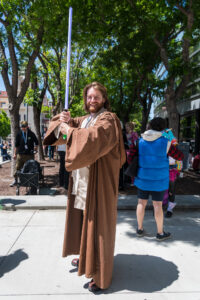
[43,82,126,292]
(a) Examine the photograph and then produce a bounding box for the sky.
[0,75,5,91]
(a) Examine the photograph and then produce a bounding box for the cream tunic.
[71,108,107,210]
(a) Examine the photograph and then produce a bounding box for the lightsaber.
[63,7,72,140]
[65,6,73,110]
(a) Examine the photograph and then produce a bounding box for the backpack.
[21,159,42,179]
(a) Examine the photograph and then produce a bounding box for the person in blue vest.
[128,117,183,241]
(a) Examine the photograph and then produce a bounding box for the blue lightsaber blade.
[63,7,73,140]
[65,7,73,110]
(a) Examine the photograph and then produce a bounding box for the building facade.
[154,42,200,155]
[0,91,50,135]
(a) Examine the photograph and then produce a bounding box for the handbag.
[124,140,139,177]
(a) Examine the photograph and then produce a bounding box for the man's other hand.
[60,123,70,136]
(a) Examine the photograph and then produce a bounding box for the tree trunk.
[9,105,20,176]
[141,110,148,133]
[166,97,179,139]
[33,106,44,161]
[164,77,180,138]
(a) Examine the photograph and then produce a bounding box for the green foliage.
[2,0,200,130]
[0,0,68,73]
[69,97,85,117]
[41,105,52,119]
[128,104,143,133]
[0,110,11,138]
[24,88,41,107]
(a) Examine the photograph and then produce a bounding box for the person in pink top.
[125,122,138,184]
[125,122,138,149]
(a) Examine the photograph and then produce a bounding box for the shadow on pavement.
[117,211,200,246]
[107,254,179,293]
[0,199,26,206]
[0,249,28,278]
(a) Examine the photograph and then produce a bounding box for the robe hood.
[141,129,162,141]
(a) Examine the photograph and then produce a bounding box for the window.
[180,115,195,141]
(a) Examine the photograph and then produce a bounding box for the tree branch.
[7,30,18,95]
[154,37,169,71]
[18,24,44,101]
[1,15,19,95]
[175,3,188,16]
[47,85,56,104]
[0,18,8,27]
[126,0,135,9]
[0,38,12,97]
[175,74,190,100]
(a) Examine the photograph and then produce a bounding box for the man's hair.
[83,82,111,112]
[149,117,166,131]
[20,121,28,128]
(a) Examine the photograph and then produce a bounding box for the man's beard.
[87,102,104,113]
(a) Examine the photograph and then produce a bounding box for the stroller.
[16,160,44,195]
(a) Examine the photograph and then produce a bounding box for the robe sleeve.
[65,112,123,171]
[43,114,86,146]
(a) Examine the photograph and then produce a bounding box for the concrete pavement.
[0,210,200,299]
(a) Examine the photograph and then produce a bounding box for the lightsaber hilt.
[63,109,68,140]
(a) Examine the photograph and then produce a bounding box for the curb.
[0,159,11,167]
[2,205,200,211]
[1,195,200,211]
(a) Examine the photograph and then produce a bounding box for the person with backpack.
[10,121,38,187]
[127,118,184,241]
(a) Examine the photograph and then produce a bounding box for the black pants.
[169,180,176,202]
[48,146,55,159]
[119,165,125,189]
[58,151,69,189]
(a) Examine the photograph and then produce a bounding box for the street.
[0,210,200,299]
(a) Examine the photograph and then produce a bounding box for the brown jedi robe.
[43,111,126,289]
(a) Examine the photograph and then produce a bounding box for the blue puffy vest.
[134,137,169,191]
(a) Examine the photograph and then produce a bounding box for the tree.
[152,0,198,138]
[0,110,10,138]
[128,0,200,137]
[40,47,66,115]
[71,0,162,129]
[24,63,48,160]
[0,0,69,171]
[72,0,200,135]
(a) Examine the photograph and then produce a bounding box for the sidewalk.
[0,209,200,299]
[1,194,200,210]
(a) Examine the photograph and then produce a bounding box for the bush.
[0,110,11,138]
